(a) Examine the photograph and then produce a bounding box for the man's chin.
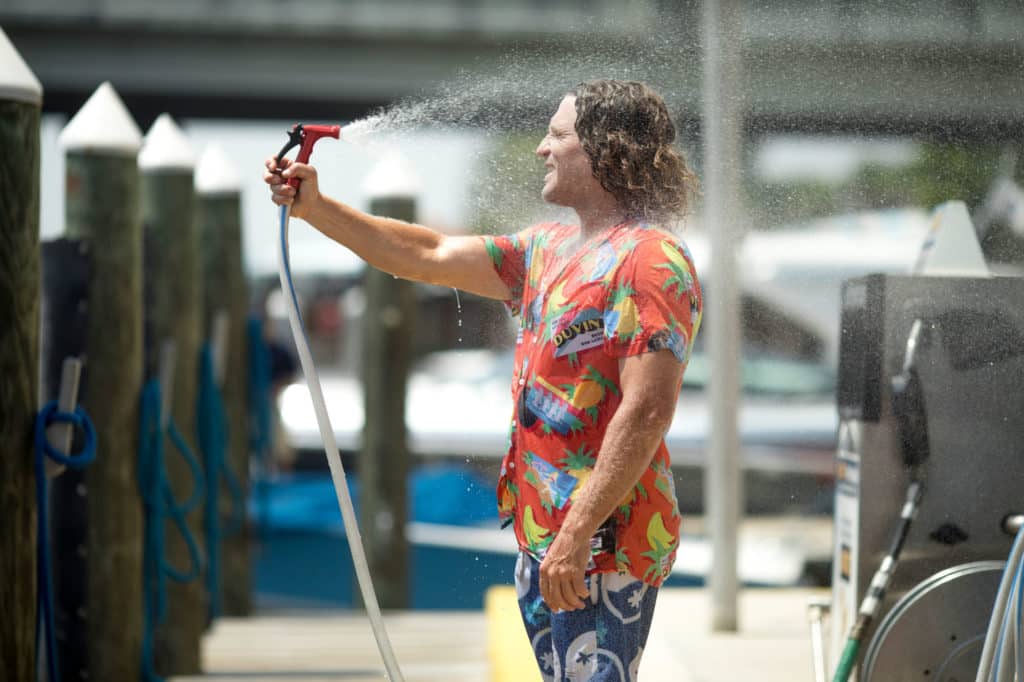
[540,187,564,206]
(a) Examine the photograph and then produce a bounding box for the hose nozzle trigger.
[274,123,342,189]
[274,125,305,170]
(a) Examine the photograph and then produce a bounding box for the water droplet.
[453,288,464,345]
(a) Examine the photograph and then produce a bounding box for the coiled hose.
[976,524,1024,682]
[34,402,97,682]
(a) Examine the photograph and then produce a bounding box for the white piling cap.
[362,149,421,200]
[0,27,42,106]
[913,200,990,278]
[59,82,143,155]
[195,143,241,195]
[139,113,196,171]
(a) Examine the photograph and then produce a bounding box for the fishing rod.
[273,123,405,682]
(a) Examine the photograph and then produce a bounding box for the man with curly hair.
[266,79,702,680]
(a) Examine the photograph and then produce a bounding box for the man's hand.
[539,530,592,611]
[263,157,321,221]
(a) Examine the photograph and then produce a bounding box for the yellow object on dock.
[485,586,540,682]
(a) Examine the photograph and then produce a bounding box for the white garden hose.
[277,204,405,681]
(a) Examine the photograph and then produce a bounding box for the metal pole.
[44,358,83,478]
[0,27,42,680]
[808,597,831,682]
[702,0,744,632]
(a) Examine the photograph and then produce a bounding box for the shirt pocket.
[523,454,577,512]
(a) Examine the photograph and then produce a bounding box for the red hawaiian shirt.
[481,220,702,587]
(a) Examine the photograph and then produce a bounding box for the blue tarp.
[251,463,496,532]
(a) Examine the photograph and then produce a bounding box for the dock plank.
[172,611,489,682]
[175,588,829,682]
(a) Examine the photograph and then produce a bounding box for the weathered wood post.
[359,152,419,608]
[139,114,204,674]
[196,144,251,617]
[0,28,42,681]
[58,81,145,680]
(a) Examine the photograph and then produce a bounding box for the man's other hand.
[539,532,591,612]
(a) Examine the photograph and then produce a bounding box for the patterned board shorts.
[514,551,660,681]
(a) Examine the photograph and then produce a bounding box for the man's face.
[536,96,602,209]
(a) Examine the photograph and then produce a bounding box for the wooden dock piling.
[0,27,43,681]
[59,80,146,681]
[196,144,252,617]
[358,154,421,609]
[140,113,205,675]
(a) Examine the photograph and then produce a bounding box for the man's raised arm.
[264,157,511,301]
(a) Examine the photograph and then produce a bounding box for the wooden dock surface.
[171,610,488,682]
[171,587,829,682]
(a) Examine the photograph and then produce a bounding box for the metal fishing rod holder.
[39,238,95,679]
[827,274,1024,680]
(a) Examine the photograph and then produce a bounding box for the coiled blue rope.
[247,316,273,536]
[197,342,244,620]
[34,401,97,682]
[138,378,205,682]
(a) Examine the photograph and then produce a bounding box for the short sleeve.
[479,226,536,316]
[602,235,702,363]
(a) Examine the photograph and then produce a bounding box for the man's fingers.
[264,156,290,174]
[539,574,556,610]
[269,183,295,206]
[558,576,586,610]
[573,572,590,600]
[552,579,583,611]
[541,566,586,611]
[540,571,565,612]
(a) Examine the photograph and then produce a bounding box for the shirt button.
[518,378,525,386]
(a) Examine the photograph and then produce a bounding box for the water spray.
[273,123,406,682]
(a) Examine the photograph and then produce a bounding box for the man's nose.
[535,140,549,157]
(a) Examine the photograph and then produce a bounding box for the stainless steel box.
[832,274,1024,680]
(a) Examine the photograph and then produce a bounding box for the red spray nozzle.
[274,123,342,188]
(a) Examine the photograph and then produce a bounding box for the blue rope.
[34,400,97,682]
[247,317,273,536]
[197,343,244,620]
[138,378,206,682]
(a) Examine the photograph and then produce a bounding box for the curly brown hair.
[570,80,698,224]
